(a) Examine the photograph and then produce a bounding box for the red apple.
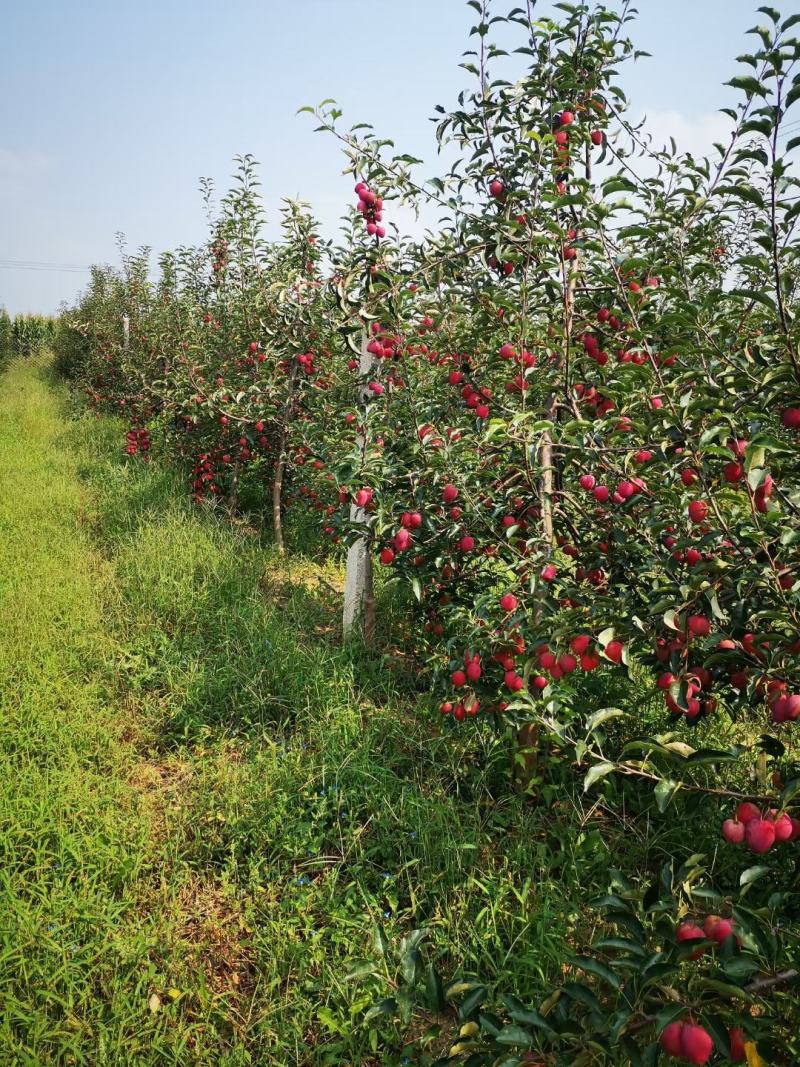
[688,499,709,523]
[660,1022,684,1057]
[687,615,711,637]
[604,640,623,663]
[722,818,745,844]
[773,812,793,842]
[736,801,760,823]
[393,528,412,552]
[729,1028,746,1063]
[680,1023,713,1065]
[724,461,743,483]
[677,921,706,959]
[745,817,775,854]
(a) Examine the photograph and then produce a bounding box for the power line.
[0,260,91,273]
[0,258,92,269]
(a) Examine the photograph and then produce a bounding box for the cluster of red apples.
[354,181,385,239]
[663,915,749,1064]
[124,426,150,457]
[721,801,800,854]
[660,1019,746,1064]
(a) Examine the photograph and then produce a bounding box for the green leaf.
[654,778,681,813]
[425,963,445,1012]
[698,979,754,1002]
[597,626,616,647]
[589,894,630,911]
[363,997,398,1023]
[639,962,681,990]
[728,288,776,310]
[567,955,622,989]
[756,6,780,23]
[506,1006,555,1033]
[495,1024,535,1047]
[745,443,766,472]
[400,929,427,983]
[560,981,602,1012]
[717,185,766,209]
[739,865,771,888]
[722,957,761,980]
[446,980,483,999]
[477,1012,501,1037]
[397,989,413,1025]
[373,922,389,956]
[779,777,800,808]
[586,708,624,732]
[592,937,649,958]
[584,761,616,792]
[726,75,768,98]
[686,747,743,765]
[458,984,488,1021]
[345,961,378,982]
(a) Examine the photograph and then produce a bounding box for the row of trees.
[53,2,800,1062]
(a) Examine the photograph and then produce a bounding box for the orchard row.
[53,3,800,1063]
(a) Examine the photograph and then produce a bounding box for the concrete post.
[342,327,380,642]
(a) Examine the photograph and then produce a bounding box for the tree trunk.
[272,449,286,554]
[228,459,241,515]
[514,722,540,794]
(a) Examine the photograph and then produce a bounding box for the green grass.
[0,358,748,1065]
[0,359,596,1064]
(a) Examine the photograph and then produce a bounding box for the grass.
[0,358,600,1064]
[1,357,767,1065]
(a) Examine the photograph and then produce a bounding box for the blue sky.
[0,0,776,314]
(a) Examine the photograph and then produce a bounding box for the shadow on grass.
[64,410,419,750]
